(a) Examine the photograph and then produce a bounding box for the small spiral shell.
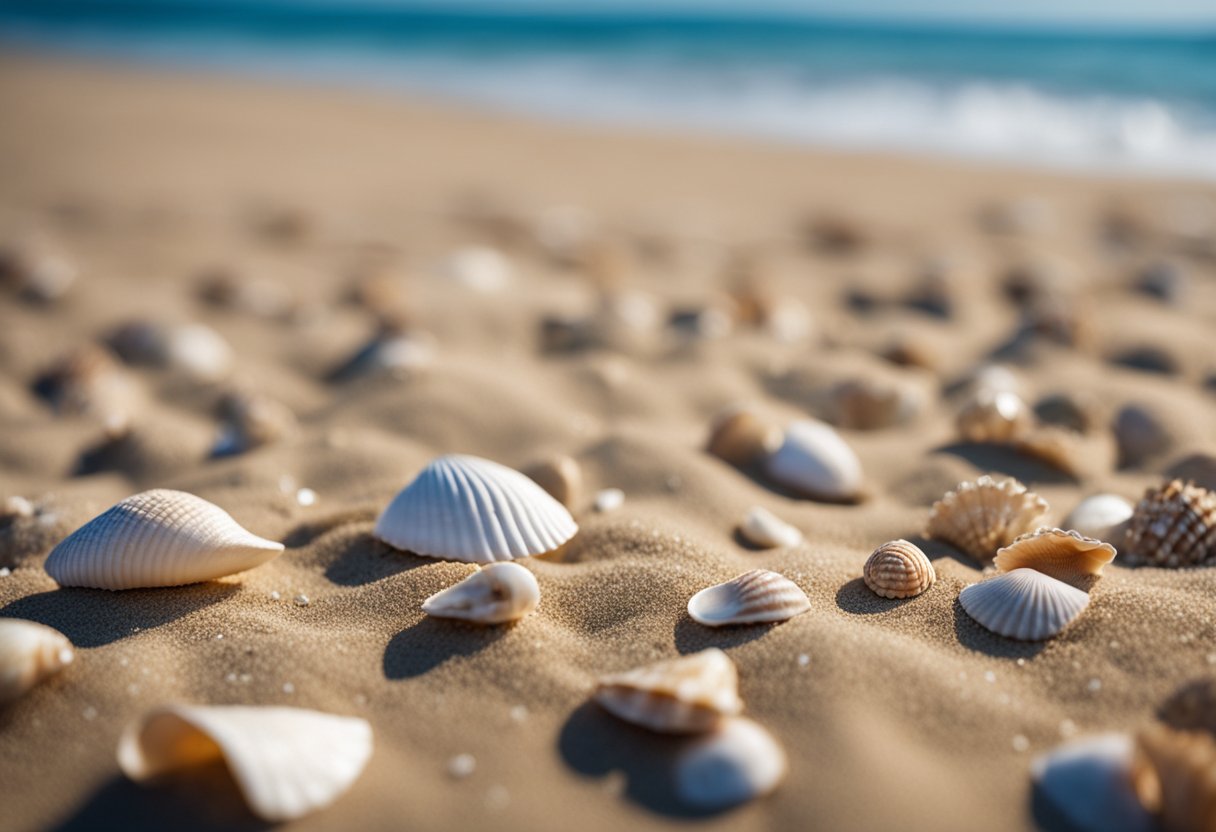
[863,540,936,599]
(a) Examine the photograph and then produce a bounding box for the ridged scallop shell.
[675,717,788,810]
[0,619,74,705]
[764,419,864,502]
[926,476,1049,565]
[706,407,783,467]
[994,527,1116,589]
[45,489,284,590]
[422,562,540,624]
[522,455,583,510]
[1133,724,1216,832]
[863,540,936,599]
[959,568,1089,640]
[687,570,810,627]
[738,507,802,549]
[1159,678,1216,736]
[1030,734,1155,832]
[956,389,1033,443]
[1123,479,1216,568]
[594,648,743,734]
[118,705,373,822]
[1063,494,1135,547]
[374,454,578,562]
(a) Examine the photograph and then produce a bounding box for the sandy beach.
[2,51,1216,832]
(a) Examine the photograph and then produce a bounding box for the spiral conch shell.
[926,476,1049,565]
[1123,479,1216,568]
[45,489,284,590]
[958,568,1089,641]
[594,648,743,734]
[687,570,810,627]
[118,705,373,822]
[422,562,540,624]
[675,717,788,811]
[863,540,935,599]
[0,619,74,705]
[1133,723,1216,832]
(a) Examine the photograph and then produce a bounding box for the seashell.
[687,570,810,627]
[45,489,284,590]
[32,343,138,423]
[1133,723,1216,832]
[118,705,372,822]
[956,389,1032,443]
[765,419,864,502]
[994,527,1116,588]
[439,246,511,292]
[1158,677,1216,736]
[1034,391,1107,435]
[1135,259,1187,304]
[863,539,935,599]
[675,717,787,810]
[0,242,77,303]
[593,488,625,513]
[522,455,583,510]
[211,391,297,457]
[374,454,578,562]
[966,363,1025,399]
[331,320,436,381]
[706,406,783,467]
[1114,404,1172,468]
[197,266,295,320]
[421,562,540,624]
[1063,494,1134,548]
[1014,426,1115,480]
[1123,479,1216,568]
[925,476,1049,565]
[1030,734,1155,832]
[738,507,802,549]
[3,495,35,520]
[828,377,922,431]
[0,619,74,705]
[958,568,1089,641]
[594,648,742,734]
[880,333,941,373]
[167,323,233,382]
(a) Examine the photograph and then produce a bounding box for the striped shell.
[594,648,743,734]
[765,419,864,502]
[45,489,284,590]
[0,619,74,705]
[421,562,540,624]
[706,407,783,467]
[374,454,578,562]
[959,568,1090,641]
[994,527,1116,589]
[956,389,1033,443]
[118,705,373,823]
[675,717,788,810]
[1031,734,1155,832]
[687,570,810,627]
[1063,494,1135,547]
[738,507,802,549]
[863,540,936,599]
[926,476,1049,565]
[1123,479,1216,568]
[1133,724,1216,832]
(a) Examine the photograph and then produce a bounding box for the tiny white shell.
[738,507,802,549]
[1030,734,1154,832]
[118,705,373,822]
[422,562,540,624]
[764,419,863,502]
[594,648,742,734]
[0,619,74,704]
[593,488,625,513]
[687,570,810,627]
[1062,494,1134,547]
[675,717,788,810]
[45,489,284,590]
[958,568,1089,641]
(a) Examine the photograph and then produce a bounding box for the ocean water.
[3,2,1216,178]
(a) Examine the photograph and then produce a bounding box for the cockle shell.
[925,476,1049,565]
[522,454,583,510]
[706,406,783,467]
[1133,723,1216,832]
[118,705,373,822]
[958,568,1089,641]
[374,454,578,562]
[956,389,1033,443]
[1159,678,1216,736]
[594,648,743,734]
[863,540,935,599]
[765,419,864,502]
[675,717,787,810]
[738,507,802,549]
[45,489,284,590]
[421,562,540,624]
[0,619,74,705]
[687,570,810,627]
[1063,494,1135,547]
[1123,479,1216,568]
[994,527,1116,589]
[1030,734,1155,832]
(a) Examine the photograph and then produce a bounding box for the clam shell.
[764,419,864,502]
[1133,723,1216,832]
[738,507,802,549]
[959,568,1089,641]
[863,539,935,599]
[675,717,787,810]
[1123,479,1216,568]
[1063,494,1134,547]
[687,570,810,627]
[118,705,372,822]
[594,648,743,734]
[925,476,1049,565]
[45,489,284,590]
[994,527,1116,588]
[0,619,74,704]
[374,454,578,562]
[956,389,1032,443]
[522,455,583,510]
[422,562,540,624]
[706,407,783,467]
[1030,734,1155,832]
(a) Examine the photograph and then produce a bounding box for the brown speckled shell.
[926,476,1049,565]
[1133,723,1216,832]
[1124,479,1216,568]
[863,540,936,599]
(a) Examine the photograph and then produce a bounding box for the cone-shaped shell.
[45,489,284,590]
[764,419,864,502]
[863,540,936,599]
[1030,734,1156,832]
[994,527,1116,588]
[738,507,802,549]
[675,717,788,810]
[687,570,809,627]
[0,619,74,705]
[118,705,373,822]
[959,568,1089,641]
[374,454,578,562]
[421,562,540,624]
[1063,494,1134,547]
[1123,479,1216,568]
[926,476,1049,565]
[594,648,743,734]
[706,407,782,467]
[1133,723,1216,832]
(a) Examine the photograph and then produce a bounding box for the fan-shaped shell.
[863,540,935,599]
[764,419,864,502]
[45,489,284,590]
[422,562,540,624]
[994,527,1116,588]
[706,407,782,467]
[118,705,373,822]
[1030,734,1155,832]
[374,454,578,562]
[687,570,810,627]
[956,389,1032,443]
[594,648,742,734]
[675,717,788,810]
[958,568,1089,641]
[0,619,74,704]
[1063,494,1134,547]
[738,507,802,549]
[926,476,1049,565]
[1123,479,1216,568]
[1133,723,1216,832]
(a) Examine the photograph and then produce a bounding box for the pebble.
[593,488,625,513]
[294,594,310,606]
[448,753,476,779]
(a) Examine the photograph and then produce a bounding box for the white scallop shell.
[764,419,863,501]
[45,489,284,590]
[1030,734,1155,832]
[118,705,373,822]
[374,454,578,562]
[1062,494,1134,546]
[422,562,540,624]
[594,648,742,734]
[739,507,802,549]
[687,570,810,627]
[959,568,1089,641]
[675,717,788,810]
[0,619,74,704]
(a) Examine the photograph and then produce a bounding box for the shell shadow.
[834,577,908,616]
[952,598,1046,660]
[319,531,431,587]
[282,508,378,548]
[673,613,773,655]
[382,617,507,680]
[933,442,1074,486]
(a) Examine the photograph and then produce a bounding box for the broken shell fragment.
[765,419,864,502]
[863,539,935,599]
[594,648,743,734]
[675,717,788,811]
[1030,734,1155,832]
[738,507,802,549]
[706,407,783,467]
[1123,479,1216,568]
[0,619,74,705]
[687,570,810,627]
[422,562,540,625]
[1063,494,1134,548]
[994,527,1116,588]
[925,476,1049,565]
[958,568,1089,641]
